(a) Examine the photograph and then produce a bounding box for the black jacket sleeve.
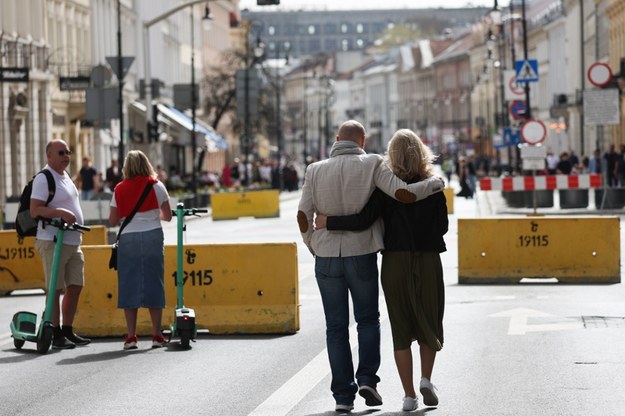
[327,188,385,231]
[435,191,449,236]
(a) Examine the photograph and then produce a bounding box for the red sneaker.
[123,335,138,350]
[152,334,168,348]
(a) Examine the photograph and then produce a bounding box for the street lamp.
[241,20,265,187]
[520,0,531,121]
[269,41,290,190]
[318,74,335,160]
[189,4,213,200]
[142,0,214,198]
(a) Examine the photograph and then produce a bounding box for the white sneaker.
[402,396,418,411]
[335,403,354,413]
[419,378,439,406]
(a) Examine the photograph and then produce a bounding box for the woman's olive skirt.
[380,251,445,351]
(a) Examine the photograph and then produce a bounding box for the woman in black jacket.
[316,129,448,411]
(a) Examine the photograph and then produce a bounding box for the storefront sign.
[0,67,29,83]
[59,76,91,91]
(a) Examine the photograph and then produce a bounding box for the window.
[325,39,338,50]
[341,39,350,51]
[324,23,337,34]
[356,39,364,49]
[268,25,276,36]
[341,23,349,34]
[356,23,364,34]
[308,39,321,52]
[308,25,316,35]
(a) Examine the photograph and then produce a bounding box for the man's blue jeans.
[315,253,381,405]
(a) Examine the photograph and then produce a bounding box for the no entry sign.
[587,62,613,88]
[521,119,546,145]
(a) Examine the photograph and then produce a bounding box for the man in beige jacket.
[297,120,444,413]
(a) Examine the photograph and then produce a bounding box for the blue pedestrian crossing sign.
[500,127,521,147]
[515,59,538,83]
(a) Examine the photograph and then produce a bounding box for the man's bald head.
[337,120,366,147]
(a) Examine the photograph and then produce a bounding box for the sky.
[239,0,492,12]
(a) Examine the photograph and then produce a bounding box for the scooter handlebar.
[172,208,208,217]
[72,223,91,232]
[39,218,90,232]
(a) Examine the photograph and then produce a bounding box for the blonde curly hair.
[386,129,437,182]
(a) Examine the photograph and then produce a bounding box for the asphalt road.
[1,185,624,416]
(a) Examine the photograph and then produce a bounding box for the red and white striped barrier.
[479,174,602,191]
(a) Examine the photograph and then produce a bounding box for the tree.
[199,49,244,171]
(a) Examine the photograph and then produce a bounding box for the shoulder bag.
[108,182,154,270]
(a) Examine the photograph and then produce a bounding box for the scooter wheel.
[13,338,25,350]
[180,329,192,349]
[36,325,54,354]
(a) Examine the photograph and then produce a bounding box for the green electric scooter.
[10,218,90,354]
[169,202,207,349]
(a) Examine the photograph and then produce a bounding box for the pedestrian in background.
[297,120,444,413]
[31,140,91,349]
[105,159,122,192]
[588,149,603,174]
[556,152,572,175]
[316,129,447,412]
[604,144,619,187]
[109,150,172,350]
[456,157,473,198]
[616,145,625,187]
[73,156,99,200]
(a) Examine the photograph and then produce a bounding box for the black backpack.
[15,169,56,237]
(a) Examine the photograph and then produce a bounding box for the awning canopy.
[157,104,228,150]
[128,101,227,151]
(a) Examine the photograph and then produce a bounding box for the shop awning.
[156,104,228,151]
[128,101,227,151]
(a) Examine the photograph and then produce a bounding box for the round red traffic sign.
[587,62,613,88]
[521,119,547,145]
[508,75,524,97]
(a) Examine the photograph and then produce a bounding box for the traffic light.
[257,0,280,5]
[147,122,158,143]
[146,104,161,143]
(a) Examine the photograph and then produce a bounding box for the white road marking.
[490,307,583,335]
[248,301,389,416]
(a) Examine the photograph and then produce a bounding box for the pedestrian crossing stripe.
[515,59,538,82]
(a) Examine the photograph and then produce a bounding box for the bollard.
[443,187,454,214]
[458,216,620,284]
[74,242,300,336]
[0,226,108,295]
[211,189,280,220]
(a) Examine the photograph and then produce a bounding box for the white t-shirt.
[110,180,169,235]
[31,166,84,245]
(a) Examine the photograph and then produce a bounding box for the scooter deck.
[10,311,41,342]
[11,311,38,334]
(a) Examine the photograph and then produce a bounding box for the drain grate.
[581,316,625,329]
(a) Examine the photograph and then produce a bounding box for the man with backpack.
[30,139,91,349]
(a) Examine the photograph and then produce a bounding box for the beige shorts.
[35,240,85,291]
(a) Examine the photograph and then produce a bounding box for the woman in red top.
[109,151,172,350]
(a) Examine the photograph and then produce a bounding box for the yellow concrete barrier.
[74,242,299,336]
[458,216,620,283]
[0,226,109,295]
[211,189,280,220]
[444,187,454,214]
